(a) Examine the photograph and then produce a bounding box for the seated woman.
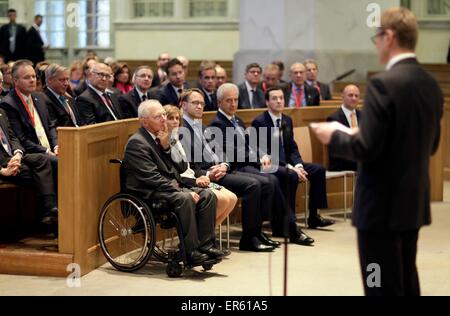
[164,105,237,228]
[112,62,133,94]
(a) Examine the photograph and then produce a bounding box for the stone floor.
[0,182,449,296]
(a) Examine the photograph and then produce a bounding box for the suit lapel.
[11,90,36,131]
[339,108,350,127]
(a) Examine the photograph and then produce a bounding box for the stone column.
[235,0,399,85]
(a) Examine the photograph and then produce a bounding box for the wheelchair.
[98,159,220,278]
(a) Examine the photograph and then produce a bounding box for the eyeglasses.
[93,72,112,79]
[189,100,206,107]
[57,78,70,83]
[137,74,153,79]
[371,30,386,44]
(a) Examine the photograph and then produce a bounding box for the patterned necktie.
[103,93,118,120]
[0,125,12,156]
[59,96,78,127]
[350,112,357,128]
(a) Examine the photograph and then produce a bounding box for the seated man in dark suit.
[0,60,58,173]
[156,58,190,106]
[238,63,265,109]
[179,88,275,252]
[73,56,98,97]
[44,64,79,127]
[118,66,153,118]
[258,63,287,94]
[304,59,332,100]
[252,87,333,232]
[0,108,57,226]
[124,99,224,264]
[151,52,170,88]
[210,84,296,245]
[75,62,123,126]
[283,63,320,107]
[197,62,218,112]
[326,84,362,171]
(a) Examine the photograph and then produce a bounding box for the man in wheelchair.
[123,99,225,265]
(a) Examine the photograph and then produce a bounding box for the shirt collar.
[386,53,416,70]
[182,113,198,129]
[88,83,106,97]
[47,87,63,99]
[268,111,282,127]
[245,80,255,93]
[135,87,148,99]
[341,104,356,116]
[218,108,234,121]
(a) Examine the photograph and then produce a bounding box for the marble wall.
[235,0,399,84]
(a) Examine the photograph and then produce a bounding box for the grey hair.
[290,62,305,73]
[132,65,153,83]
[138,99,162,119]
[303,59,318,69]
[217,83,239,102]
[45,64,67,85]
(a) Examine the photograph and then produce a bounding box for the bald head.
[342,84,360,111]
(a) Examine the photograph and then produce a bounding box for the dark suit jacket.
[209,111,258,171]
[199,87,218,112]
[43,88,79,127]
[0,108,23,167]
[157,83,191,106]
[0,23,27,62]
[283,82,320,107]
[0,90,57,154]
[118,88,149,118]
[326,107,361,171]
[75,87,123,126]
[318,82,332,100]
[26,26,45,66]
[123,127,188,200]
[251,111,303,166]
[73,80,88,97]
[447,42,450,63]
[238,82,265,109]
[329,58,443,232]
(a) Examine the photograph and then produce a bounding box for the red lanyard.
[292,84,303,108]
[16,88,35,126]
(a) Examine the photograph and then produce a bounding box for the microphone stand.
[281,121,290,296]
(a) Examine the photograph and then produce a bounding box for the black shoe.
[221,249,231,257]
[259,232,281,248]
[308,215,335,229]
[201,247,226,259]
[41,207,58,225]
[290,231,314,246]
[239,237,275,252]
[188,250,209,265]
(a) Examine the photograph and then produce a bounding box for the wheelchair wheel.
[98,193,155,272]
